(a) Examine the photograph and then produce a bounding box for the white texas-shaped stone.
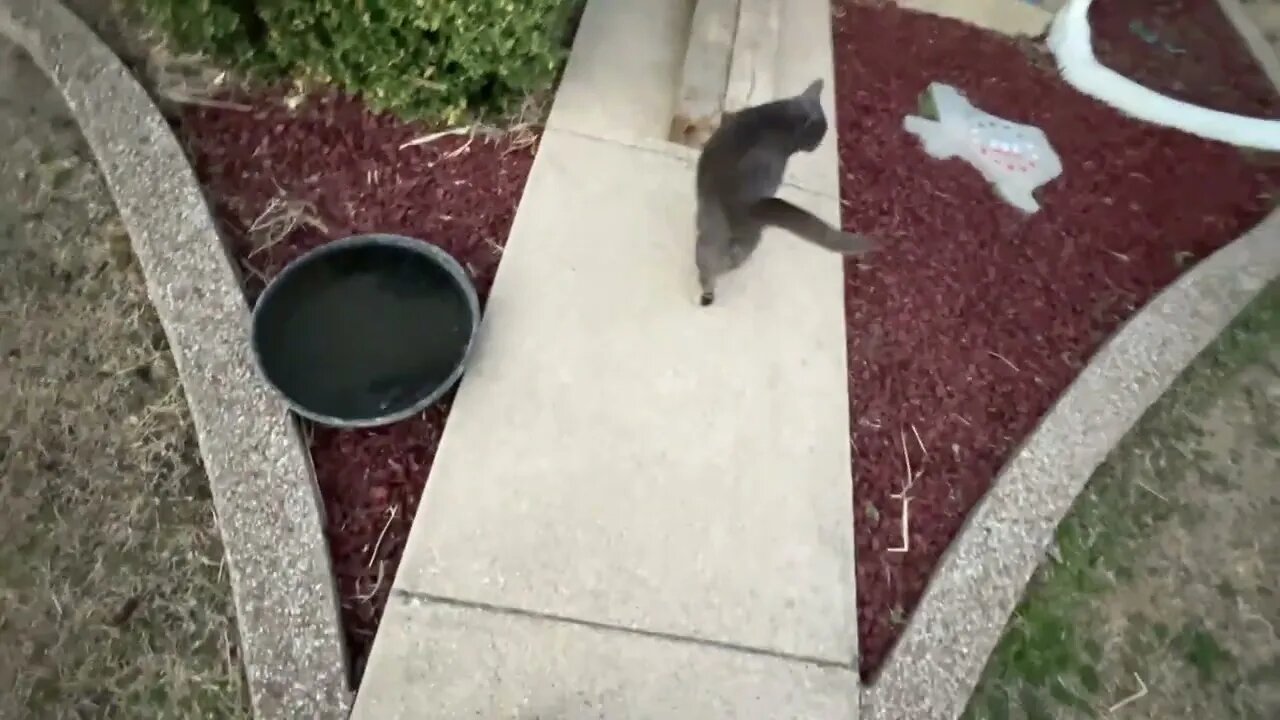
[904,82,1063,213]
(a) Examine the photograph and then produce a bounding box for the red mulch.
[1089,0,1280,119]
[831,1,1280,678]
[177,89,539,683]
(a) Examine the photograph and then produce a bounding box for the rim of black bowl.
[248,233,481,429]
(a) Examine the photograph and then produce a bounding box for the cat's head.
[792,78,827,152]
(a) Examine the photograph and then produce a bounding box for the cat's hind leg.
[725,225,763,270]
[696,206,748,306]
[696,235,724,306]
[696,226,737,306]
[699,278,716,306]
[696,225,763,306]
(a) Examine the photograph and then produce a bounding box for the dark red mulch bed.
[177,89,539,683]
[831,1,1280,679]
[1089,0,1280,119]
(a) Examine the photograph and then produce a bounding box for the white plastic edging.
[1047,0,1280,151]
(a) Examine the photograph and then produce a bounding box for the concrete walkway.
[352,0,859,717]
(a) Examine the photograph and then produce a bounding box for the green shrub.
[136,0,581,123]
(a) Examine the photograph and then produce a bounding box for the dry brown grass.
[964,283,1280,719]
[0,41,249,719]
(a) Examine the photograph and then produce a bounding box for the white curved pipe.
[1048,0,1280,151]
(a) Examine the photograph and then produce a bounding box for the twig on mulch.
[237,259,268,284]
[888,495,913,553]
[480,235,505,257]
[400,123,506,151]
[246,194,328,257]
[400,122,537,159]
[354,561,387,602]
[910,423,928,461]
[505,123,540,153]
[889,427,927,553]
[444,134,476,160]
[1108,672,1149,713]
[399,127,470,149]
[988,350,1022,373]
[159,90,252,112]
[366,505,399,568]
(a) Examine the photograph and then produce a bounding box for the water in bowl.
[254,242,473,422]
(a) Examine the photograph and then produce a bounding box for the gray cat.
[694,78,878,306]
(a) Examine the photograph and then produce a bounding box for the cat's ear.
[800,78,824,101]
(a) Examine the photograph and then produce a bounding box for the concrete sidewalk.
[352,0,859,716]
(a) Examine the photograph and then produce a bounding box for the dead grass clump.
[0,42,249,719]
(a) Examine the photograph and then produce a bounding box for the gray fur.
[694,78,878,306]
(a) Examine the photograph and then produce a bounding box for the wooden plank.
[723,0,780,113]
[669,0,740,147]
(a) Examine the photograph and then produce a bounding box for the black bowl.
[250,233,481,428]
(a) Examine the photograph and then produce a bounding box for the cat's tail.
[747,197,878,255]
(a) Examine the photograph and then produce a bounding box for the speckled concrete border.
[0,1,352,717]
[860,6,1280,713]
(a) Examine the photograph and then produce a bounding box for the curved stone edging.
[860,203,1280,719]
[1048,0,1280,151]
[0,1,352,717]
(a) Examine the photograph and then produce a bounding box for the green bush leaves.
[137,0,580,122]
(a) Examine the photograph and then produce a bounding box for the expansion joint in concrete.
[391,588,857,672]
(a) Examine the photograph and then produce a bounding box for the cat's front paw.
[699,291,715,307]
